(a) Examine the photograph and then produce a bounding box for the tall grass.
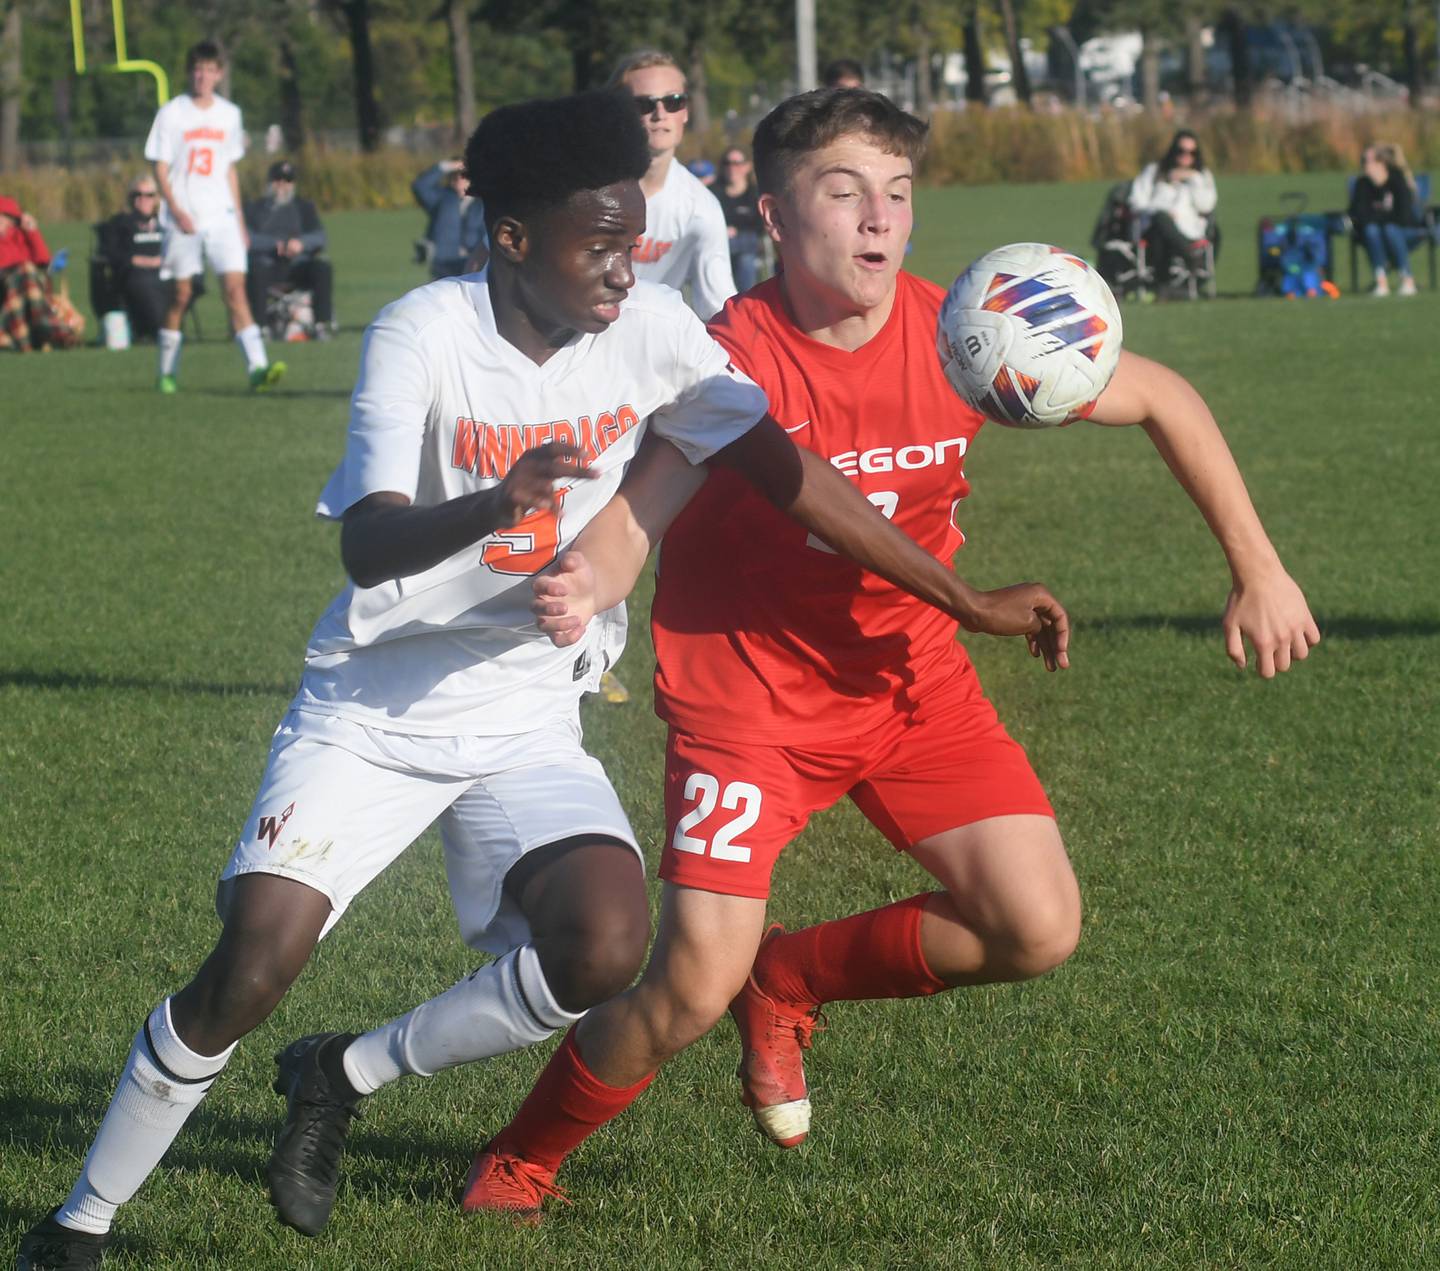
[4,146,447,225]
[10,101,1440,223]
[922,100,1440,185]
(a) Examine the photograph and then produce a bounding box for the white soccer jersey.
[144,93,245,222]
[632,160,736,320]
[298,276,768,736]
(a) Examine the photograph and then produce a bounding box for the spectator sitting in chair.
[1129,129,1218,291]
[0,196,80,352]
[97,175,170,340]
[411,158,488,279]
[245,160,335,336]
[1350,143,1418,298]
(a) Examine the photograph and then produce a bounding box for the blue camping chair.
[1344,172,1440,291]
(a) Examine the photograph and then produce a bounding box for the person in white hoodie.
[610,50,735,321]
[1128,129,1218,289]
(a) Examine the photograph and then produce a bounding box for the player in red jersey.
[463,87,1320,1216]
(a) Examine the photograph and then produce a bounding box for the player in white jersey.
[144,41,284,395]
[611,50,735,320]
[17,91,1068,1268]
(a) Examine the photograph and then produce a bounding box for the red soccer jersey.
[652,270,989,745]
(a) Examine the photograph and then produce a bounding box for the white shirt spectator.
[632,159,736,320]
[1128,162,1217,241]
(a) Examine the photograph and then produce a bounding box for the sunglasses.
[634,93,687,116]
[132,190,158,198]
[723,157,747,165]
[1176,145,1198,155]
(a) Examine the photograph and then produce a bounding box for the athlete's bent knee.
[1005,894,1081,979]
[539,906,650,1012]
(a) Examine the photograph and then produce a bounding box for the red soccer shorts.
[659,662,1054,899]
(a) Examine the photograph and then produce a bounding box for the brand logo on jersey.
[632,237,674,264]
[182,126,226,142]
[829,435,968,476]
[572,649,592,681]
[257,802,296,850]
[783,419,811,434]
[450,405,641,480]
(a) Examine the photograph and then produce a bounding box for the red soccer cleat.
[729,925,825,1148]
[459,1145,569,1224]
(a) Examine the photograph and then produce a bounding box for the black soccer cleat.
[267,1032,362,1237]
[15,1212,111,1270]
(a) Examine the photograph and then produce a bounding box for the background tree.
[442,0,475,141]
[1,0,21,173]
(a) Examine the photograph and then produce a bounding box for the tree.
[997,0,1032,105]
[443,0,475,141]
[963,5,988,106]
[1,0,20,173]
[331,0,382,150]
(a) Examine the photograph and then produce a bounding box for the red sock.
[755,893,946,1006]
[490,1027,654,1172]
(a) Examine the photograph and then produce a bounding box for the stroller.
[1256,194,1342,298]
[1090,182,1145,300]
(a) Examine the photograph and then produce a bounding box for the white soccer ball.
[937,242,1123,429]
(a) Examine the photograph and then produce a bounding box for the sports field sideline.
[4,171,1438,1267]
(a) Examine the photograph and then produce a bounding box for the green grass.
[4,172,1439,1268]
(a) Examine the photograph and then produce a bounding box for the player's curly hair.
[465,91,651,232]
[753,87,927,198]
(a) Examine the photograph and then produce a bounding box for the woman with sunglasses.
[1128,128,1218,293]
[96,177,169,340]
[609,50,736,319]
[716,146,765,292]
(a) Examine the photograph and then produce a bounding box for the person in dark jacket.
[97,175,170,339]
[714,146,764,292]
[1349,143,1418,297]
[244,160,334,330]
[412,158,488,278]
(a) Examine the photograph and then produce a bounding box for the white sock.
[157,328,182,378]
[235,323,266,373]
[54,999,235,1235]
[342,945,580,1096]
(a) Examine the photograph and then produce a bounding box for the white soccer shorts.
[160,215,248,280]
[218,707,641,955]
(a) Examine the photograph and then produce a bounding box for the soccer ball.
[937,242,1123,429]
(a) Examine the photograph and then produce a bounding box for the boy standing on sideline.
[146,40,284,394]
[611,50,735,320]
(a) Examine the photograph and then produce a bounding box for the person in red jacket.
[0,195,74,351]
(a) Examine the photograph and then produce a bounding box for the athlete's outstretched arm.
[341,443,593,588]
[531,433,706,647]
[713,416,1069,667]
[534,420,1070,668]
[1089,350,1320,677]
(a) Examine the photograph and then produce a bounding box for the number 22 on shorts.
[671,774,762,862]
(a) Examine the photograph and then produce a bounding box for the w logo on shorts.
[257,802,296,849]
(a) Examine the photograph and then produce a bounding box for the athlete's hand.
[532,551,598,647]
[494,443,595,527]
[1223,567,1320,677]
[963,583,1070,671]
[174,208,197,235]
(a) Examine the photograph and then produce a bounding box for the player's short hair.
[185,40,225,71]
[821,58,865,87]
[606,49,685,89]
[753,87,928,197]
[465,91,651,232]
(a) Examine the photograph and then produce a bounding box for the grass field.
[4,171,1439,1268]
